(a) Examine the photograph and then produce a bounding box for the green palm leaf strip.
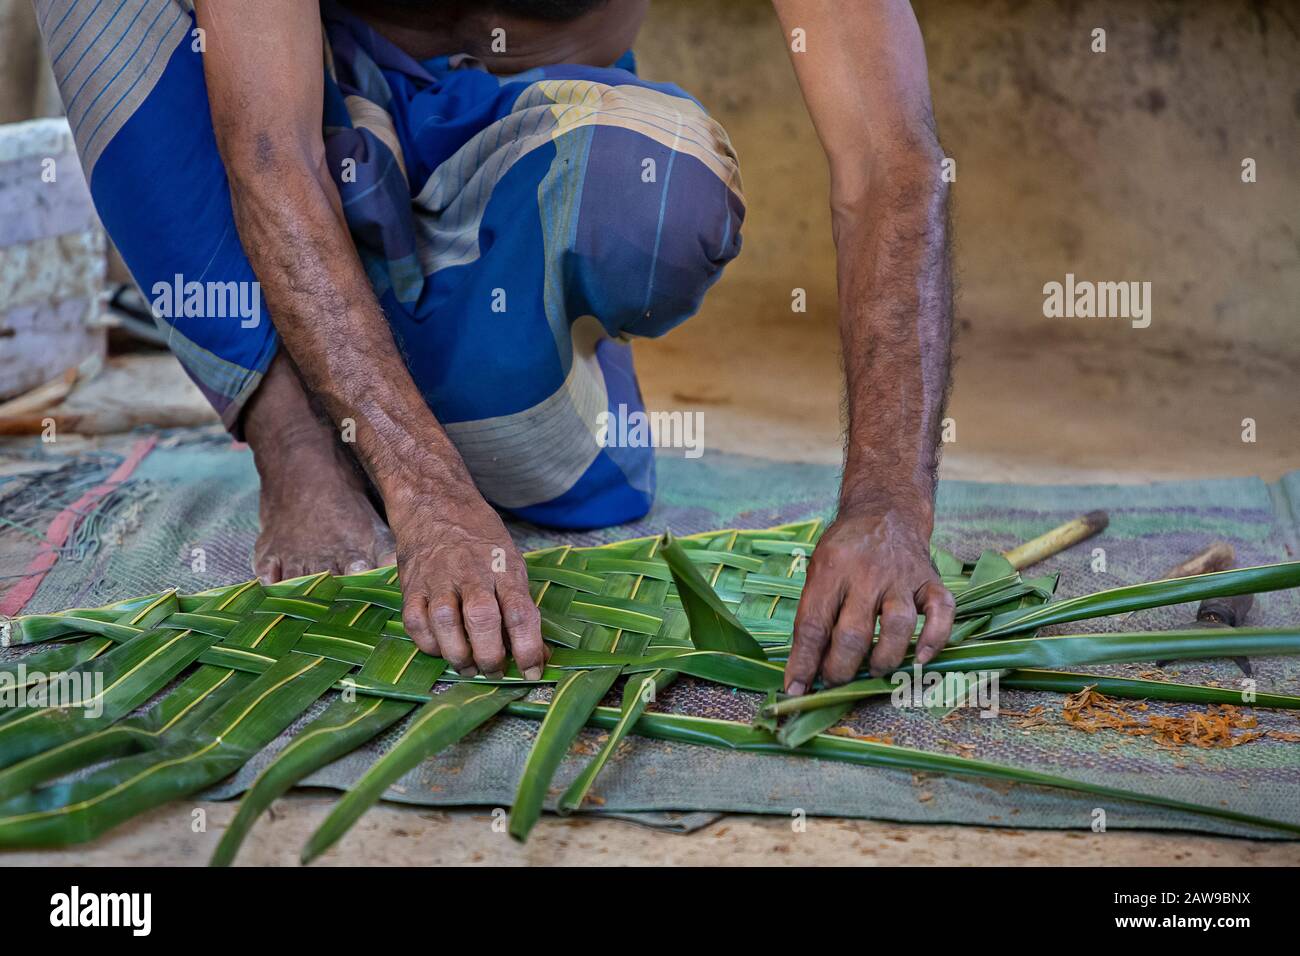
[557,669,674,814]
[509,669,620,840]
[558,524,819,812]
[0,664,253,803]
[0,576,341,801]
[999,670,1300,707]
[718,547,1055,624]
[302,682,525,863]
[934,626,1300,670]
[506,540,654,840]
[504,699,1300,835]
[974,562,1300,639]
[776,701,854,748]
[719,538,1018,748]
[0,572,356,848]
[968,549,1016,587]
[659,532,766,660]
[765,626,1300,716]
[545,645,784,689]
[0,591,220,771]
[510,530,709,839]
[922,561,1058,719]
[0,636,114,688]
[210,635,445,866]
[559,524,816,812]
[0,649,352,847]
[770,669,1300,721]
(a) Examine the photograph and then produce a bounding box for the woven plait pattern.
[5,516,1299,855]
[0,521,823,851]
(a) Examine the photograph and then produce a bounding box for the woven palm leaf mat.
[2,431,1300,838]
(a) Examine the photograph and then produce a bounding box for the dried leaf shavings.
[937,739,978,758]
[1060,687,1274,749]
[1002,704,1052,730]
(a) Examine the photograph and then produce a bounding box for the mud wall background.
[4,0,1296,359]
[636,0,1299,361]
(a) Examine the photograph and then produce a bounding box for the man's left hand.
[782,507,955,694]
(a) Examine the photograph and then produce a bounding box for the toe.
[314,556,344,576]
[343,550,371,575]
[373,522,397,568]
[253,553,282,585]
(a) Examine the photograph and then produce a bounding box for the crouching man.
[36,0,954,691]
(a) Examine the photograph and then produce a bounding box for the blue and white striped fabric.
[35,0,745,528]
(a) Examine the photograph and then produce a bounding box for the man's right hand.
[390,480,545,681]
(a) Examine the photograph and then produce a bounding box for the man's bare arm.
[773,0,955,690]
[194,0,544,680]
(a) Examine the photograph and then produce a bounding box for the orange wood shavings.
[1061,687,1266,749]
[938,739,978,758]
[568,733,608,757]
[1006,704,1051,729]
[910,773,935,803]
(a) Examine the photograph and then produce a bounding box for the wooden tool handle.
[1166,541,1235,579]
[1003,510,1109,571]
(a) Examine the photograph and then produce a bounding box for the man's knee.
[550,85,745,339]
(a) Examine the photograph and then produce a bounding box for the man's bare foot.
[243,353,396,583]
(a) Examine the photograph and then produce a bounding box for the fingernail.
[459,666,478,679]
[786,681,806,697]
[916,647,935,665]
[523,666,543,681]
[485,670,505,681]
[346,560,369,574]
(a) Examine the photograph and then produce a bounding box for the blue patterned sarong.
[35,0,745,528]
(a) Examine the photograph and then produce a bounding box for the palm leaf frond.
[1,519,1298,861]
[501,698,1300,836]
[302,683,524,864]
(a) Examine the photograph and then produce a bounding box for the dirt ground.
[8,797,1300,867]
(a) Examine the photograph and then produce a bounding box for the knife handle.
[1196,593,1254,627]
